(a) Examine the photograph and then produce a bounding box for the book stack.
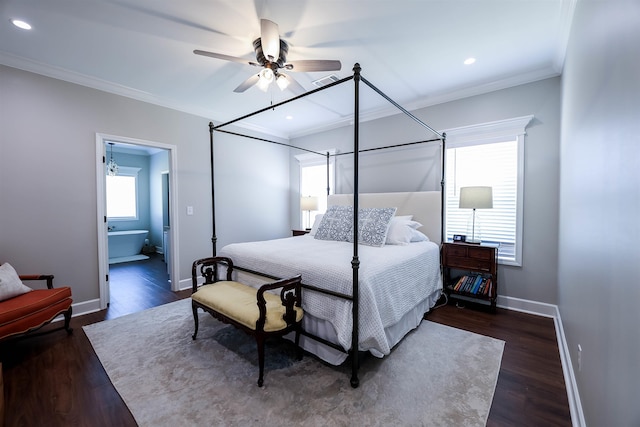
[450,274,492,296]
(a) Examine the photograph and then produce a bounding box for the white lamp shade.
[301,196,319,211]
[276,74,290,90]
[459,186,493,209]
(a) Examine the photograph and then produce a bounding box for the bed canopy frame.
[207,63,446,388]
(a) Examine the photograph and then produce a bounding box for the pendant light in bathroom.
[107,142,119,176]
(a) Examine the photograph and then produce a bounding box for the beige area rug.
[84,299,504,426]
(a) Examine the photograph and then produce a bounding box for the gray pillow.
[0,262,33,302]
[350,207,398,247]
[314,205,354,242]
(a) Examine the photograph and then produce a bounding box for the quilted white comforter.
[218,235,442,357]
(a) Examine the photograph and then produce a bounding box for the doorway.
[95,134,179,310]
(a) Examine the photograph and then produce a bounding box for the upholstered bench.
[191,256,303,387]
[0,264,73,342]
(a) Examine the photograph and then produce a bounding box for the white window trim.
[296,149,336,229]
[295,149,337,195]
[295,149,336,167]
[443,115,533,267]
[106,166,141,221]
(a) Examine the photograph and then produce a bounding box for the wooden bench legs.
[191,256,304,387]
[192,298,304,387]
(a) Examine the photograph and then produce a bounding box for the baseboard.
[72,298,102,316]
[552,306,586,427]
[177,277,192,291]
[51,298,102,322]
[497,295,585,427]
[495,294,557,317]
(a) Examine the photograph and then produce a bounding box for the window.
[106,167,141,220]
[296,150,335,229]
[444,116,532,266]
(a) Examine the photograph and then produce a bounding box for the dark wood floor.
[426,302,572,426]
[1,257,572,426]
[105,253,176,320]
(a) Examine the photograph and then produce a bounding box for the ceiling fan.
[194,19,342,95]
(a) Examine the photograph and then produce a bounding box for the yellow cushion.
[192,281,303,332]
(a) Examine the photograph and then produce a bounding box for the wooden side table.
[441,242,498,311]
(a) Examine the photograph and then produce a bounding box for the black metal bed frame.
[207,63,446,388]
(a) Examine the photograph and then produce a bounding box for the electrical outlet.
[577,344,582,372]
[187,206,194,215]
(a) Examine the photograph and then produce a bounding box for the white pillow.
[309,214,324,236]
[410,228,430,242]
[0,262,33,302]
[386,217,423,245]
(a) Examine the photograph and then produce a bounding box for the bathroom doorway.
[96,134,178,310]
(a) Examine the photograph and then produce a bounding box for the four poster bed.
[206,64,447,388]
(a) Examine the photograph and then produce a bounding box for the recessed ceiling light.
[285,115,293,120]
[11,19,32,30]
[464,57,476,65]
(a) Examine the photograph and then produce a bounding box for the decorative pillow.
[309,214,324,236]
[314,205,354,242]
[0,263,33,302]
[350,207,397,247]
[386,218,424,245]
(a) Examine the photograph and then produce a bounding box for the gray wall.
[0,65,290,302]
[149,149,169,249]
[559,1,640,425]
[291,77,561,305]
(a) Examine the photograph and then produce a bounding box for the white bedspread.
[218,235,442,358]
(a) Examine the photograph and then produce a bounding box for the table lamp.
[458,186,493,244]
[300,196,319,230]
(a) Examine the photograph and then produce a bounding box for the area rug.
[84,299,504,426]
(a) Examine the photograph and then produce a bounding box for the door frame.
[95,133,179,309]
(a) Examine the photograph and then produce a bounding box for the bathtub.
[108,229,149,259]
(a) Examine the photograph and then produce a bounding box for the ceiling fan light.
[257,76,271,92]
[276,74,290,91]
[259,68,274,83]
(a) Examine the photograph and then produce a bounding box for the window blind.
[445,140,517,260]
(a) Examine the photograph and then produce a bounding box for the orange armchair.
[0,272,73,342]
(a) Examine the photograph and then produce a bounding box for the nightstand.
[441,242,498,312]
[292,229,310,236]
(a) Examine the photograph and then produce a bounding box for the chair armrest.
[191,257,234,293]
[19,274,55,289]
[256,275,302,330]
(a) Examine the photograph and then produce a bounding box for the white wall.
[559,1,640,425]
[291,77,561,304]
[0,65,290,303]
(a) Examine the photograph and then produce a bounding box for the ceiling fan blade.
[260,19,280,62]
[279,74,305,95]
[194,49,259,67]
[233,74,260,93]
[284,59,342,72]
